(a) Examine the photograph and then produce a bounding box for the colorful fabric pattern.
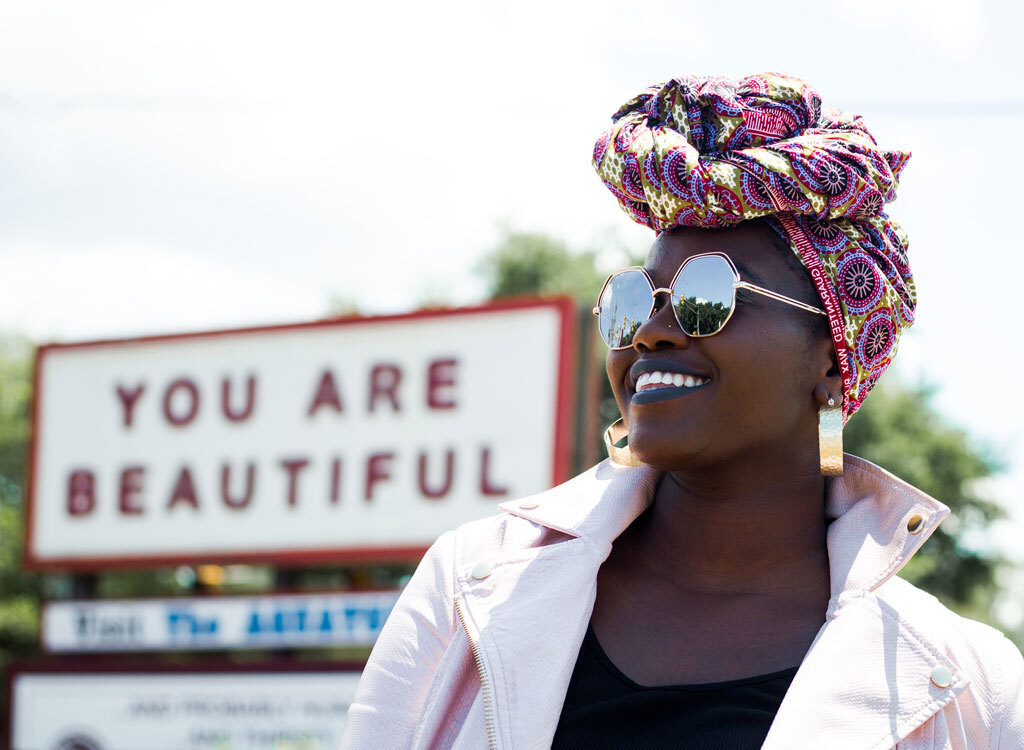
[592,72,915,421]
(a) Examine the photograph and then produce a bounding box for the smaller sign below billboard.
[43,590,399,652]
[9,664,362,750]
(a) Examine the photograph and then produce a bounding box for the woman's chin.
[629,434,705,471]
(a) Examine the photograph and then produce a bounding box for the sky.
[1,1,1022,566]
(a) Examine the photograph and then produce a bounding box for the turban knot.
[593,72,915,420]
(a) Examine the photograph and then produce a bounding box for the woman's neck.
[625,457,831,596]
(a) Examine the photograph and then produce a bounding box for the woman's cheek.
[606,352,634,417]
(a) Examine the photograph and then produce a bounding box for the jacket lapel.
[455,540,607,749]
[458,461,662,748]
[761,593,968,750]
[764,456,964,749]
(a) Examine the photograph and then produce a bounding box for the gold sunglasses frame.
[592,251,827,350]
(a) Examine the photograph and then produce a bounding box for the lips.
[628,358,712,406]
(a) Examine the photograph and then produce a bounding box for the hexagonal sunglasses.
[593,252,827,349]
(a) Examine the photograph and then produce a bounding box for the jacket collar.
[498,453,951,602]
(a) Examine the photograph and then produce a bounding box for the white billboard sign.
[43,590,399,652]
[10,667,361,750]
[26,299,575,568]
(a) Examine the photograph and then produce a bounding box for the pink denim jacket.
[342,455,1024,749]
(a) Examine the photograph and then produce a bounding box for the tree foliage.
[0,333,42,709]
[475,227,609,302]
[844,385,1004,623]
[0,334,32,500]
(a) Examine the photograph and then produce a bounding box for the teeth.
[636,371,711,391]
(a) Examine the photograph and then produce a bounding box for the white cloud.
[840,0,986,59]
[0,242,326,342]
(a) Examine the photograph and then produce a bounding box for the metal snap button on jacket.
[907,513,926,534]
[471,561,493,580]
[931,664,953,689]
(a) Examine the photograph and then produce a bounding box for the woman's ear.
[812,336,843,408]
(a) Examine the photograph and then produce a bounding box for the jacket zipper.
[453,597,498,750]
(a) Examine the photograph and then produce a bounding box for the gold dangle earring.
[819,396,843,477]
[603,418,643,466]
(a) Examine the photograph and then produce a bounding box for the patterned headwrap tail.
[592,72,915,420]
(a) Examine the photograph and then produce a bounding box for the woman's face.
[606,222,836,472]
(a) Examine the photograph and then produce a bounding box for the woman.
[341,73,1024,749]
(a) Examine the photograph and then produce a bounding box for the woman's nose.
[631,292,691,352]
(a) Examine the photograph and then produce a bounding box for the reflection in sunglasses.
[609,315,642,348]
[675,298,731,337]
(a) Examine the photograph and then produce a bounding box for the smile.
[629,366,712,405]
[636,371,710,392]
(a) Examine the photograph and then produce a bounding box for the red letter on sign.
[116,384,146,428]
[329,457,342,505]
[308,370,344,416]
[222,375,256,422]
[167,467,200,510]
[221,462,256,509]
[369,364,402,412]
[418,449,455,499]
[427,358,458,409]
[280,458,309,507]
[118,466,145,515]
[479,446,508,497]
[67,469,96,516]
[365,452,394,501]
[163,379,200,426]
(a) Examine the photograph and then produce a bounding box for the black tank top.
[551,624,798,750]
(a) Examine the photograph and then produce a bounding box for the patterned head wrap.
[592,72,915,421]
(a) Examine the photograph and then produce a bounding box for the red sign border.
[23,296,578,571]
[4,658,368,750]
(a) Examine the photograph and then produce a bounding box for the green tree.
[0,334,31,497]
[477,228,1009,633]
[0,333,42,710]
[477,227,638,467]
[844,384,1005,624]
[475,227,610,302]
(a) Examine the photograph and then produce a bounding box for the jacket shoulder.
[446,463,638,567]
[876,575,1024,741]
[877,575,1014,655]
[447,502,571,571]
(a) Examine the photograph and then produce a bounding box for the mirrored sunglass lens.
[672,256,736,336]
[598,271,652,347]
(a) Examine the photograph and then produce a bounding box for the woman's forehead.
[645,224,780,284]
